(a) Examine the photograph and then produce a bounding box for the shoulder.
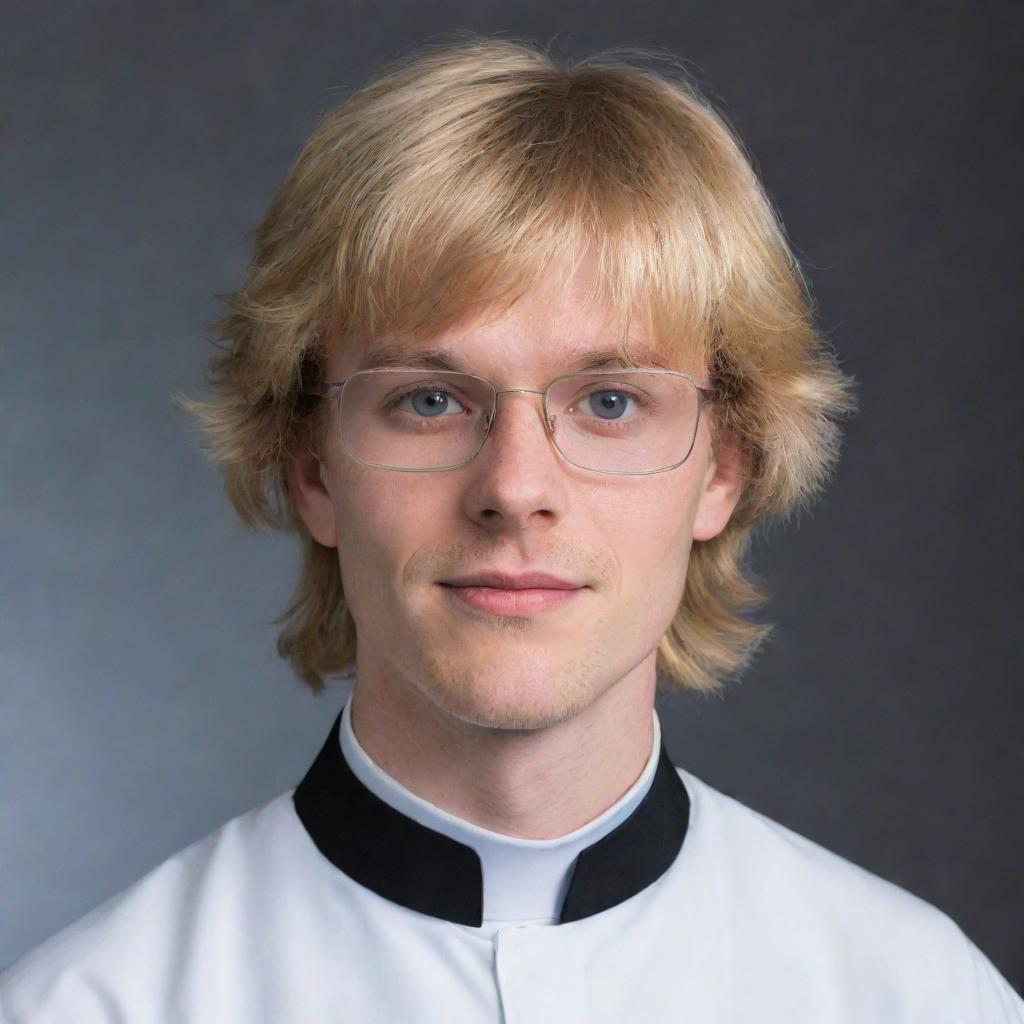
[0,791,299,1024]
[678,764,944,927]
[676,767,1024,1019]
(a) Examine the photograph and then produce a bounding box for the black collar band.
[293,709,690,926]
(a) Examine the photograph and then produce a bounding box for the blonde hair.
[176,34,857,696]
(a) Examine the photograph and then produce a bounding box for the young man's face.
[289,262,743,732]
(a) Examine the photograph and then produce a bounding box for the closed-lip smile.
[439,571,584,590]
[438,570,588,617]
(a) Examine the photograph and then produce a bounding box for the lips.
[440,582,585,616]
[440,571,582,590]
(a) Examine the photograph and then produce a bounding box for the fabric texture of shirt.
[2,696,1022,1023]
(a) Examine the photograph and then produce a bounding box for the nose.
[461,386,570,530]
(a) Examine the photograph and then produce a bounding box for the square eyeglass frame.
[306,366,716,476]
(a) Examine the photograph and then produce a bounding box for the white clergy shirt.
[2,695,1022,1023]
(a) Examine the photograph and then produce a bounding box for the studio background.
[2,0,1021,988]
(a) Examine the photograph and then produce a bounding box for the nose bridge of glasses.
[490,386,548,418]
[485,386,555,440]
[493,386,546,399]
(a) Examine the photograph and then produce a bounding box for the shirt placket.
[493,925,587,1024]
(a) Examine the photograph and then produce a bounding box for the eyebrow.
[358,343,674,373]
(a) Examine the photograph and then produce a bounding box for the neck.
[347,658,657,840]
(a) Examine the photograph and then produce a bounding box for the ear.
[285,443,338,548]
[692,430,746,543]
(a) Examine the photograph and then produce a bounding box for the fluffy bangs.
[316,56,745,377]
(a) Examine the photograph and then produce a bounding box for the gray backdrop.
[2,0,1021,990]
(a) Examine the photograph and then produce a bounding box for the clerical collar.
[293,695,690,928]
[339,696,661,925]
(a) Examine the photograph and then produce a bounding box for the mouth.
[438,582,587,617]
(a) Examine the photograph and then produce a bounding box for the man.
[2,34,1021,1024]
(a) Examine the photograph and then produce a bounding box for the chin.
[416,650,602,732]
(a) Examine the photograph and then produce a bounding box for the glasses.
[307,367,713,475]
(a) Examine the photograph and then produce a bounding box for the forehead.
[327,251,701,378]
[334,302,681,378]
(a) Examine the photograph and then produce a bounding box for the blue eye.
[392,387,468,418]
[585,391,635,420]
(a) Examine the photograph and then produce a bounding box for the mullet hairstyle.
[177,35,857,696]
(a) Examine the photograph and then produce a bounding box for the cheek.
[602,475,699,562]
[332,467,451,589]
[599,478,698,622]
